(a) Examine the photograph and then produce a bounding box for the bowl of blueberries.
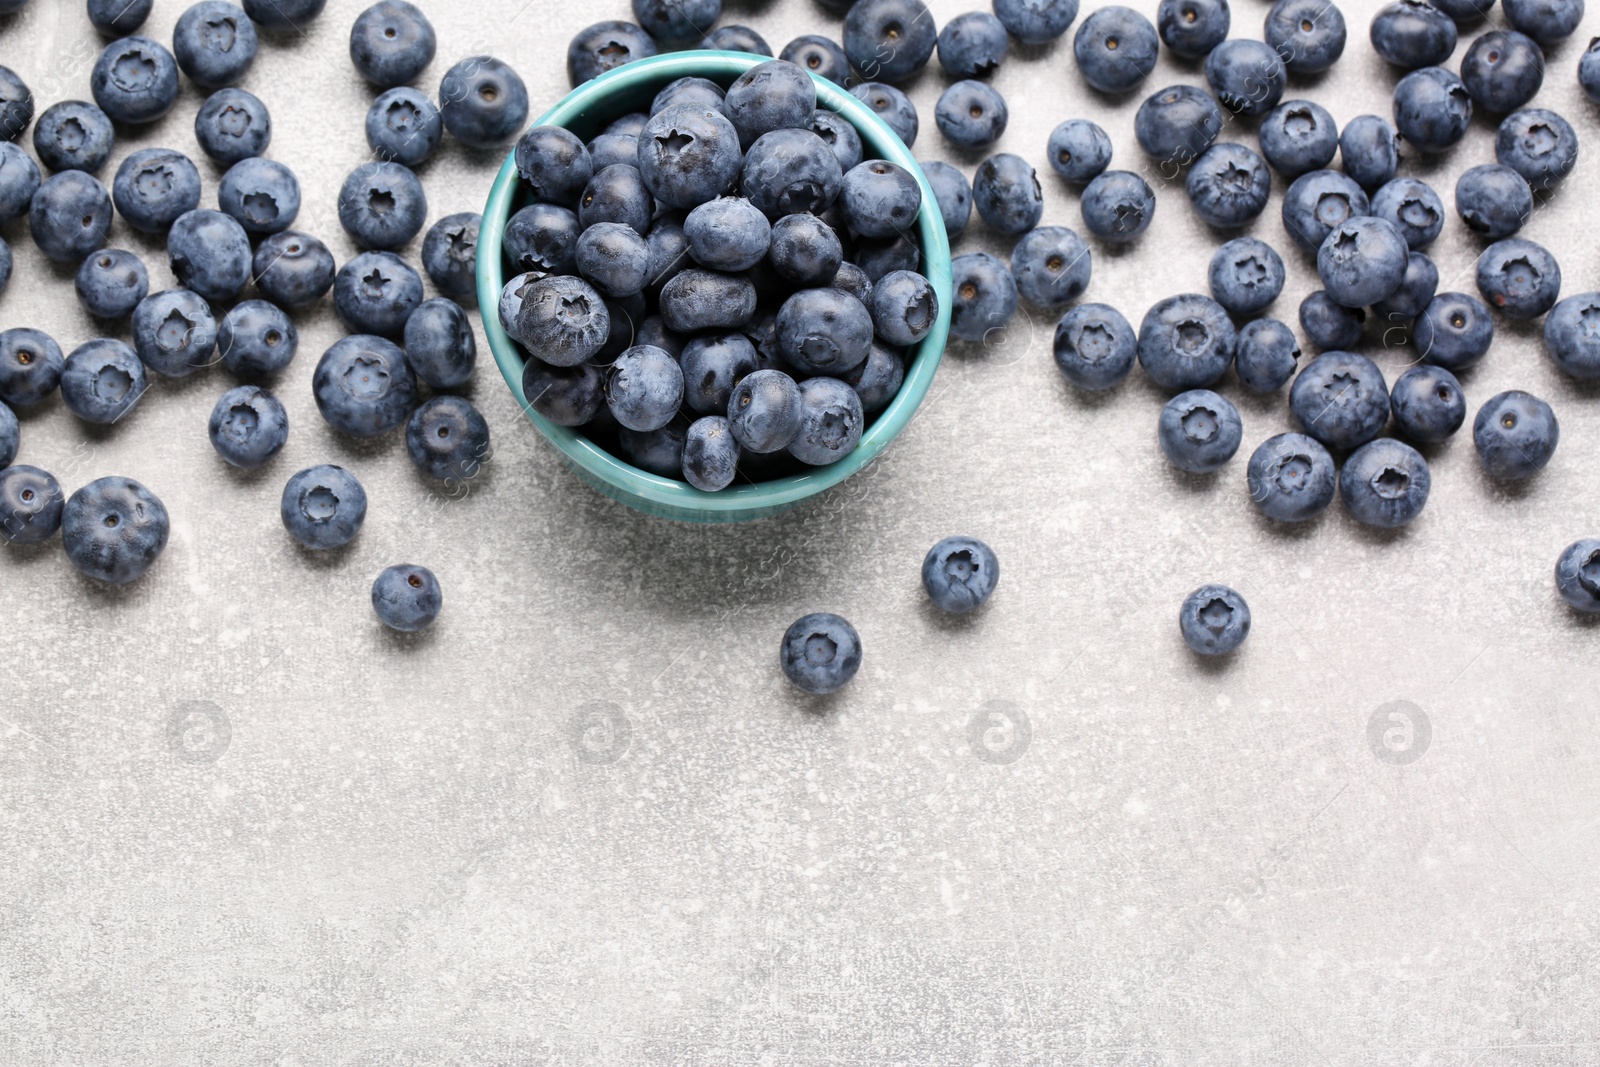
[480,50,951,524]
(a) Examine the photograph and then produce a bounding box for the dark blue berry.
[1455,163,1532,238]
[218,156,299,234]
[777,288,873,375]
[1264,0,1347,72]
[639,103,742,211]
[853,234,921,282]
[1460,29,1544,111]
[1372,250,1440,322]
[769,213,843,287]
[701,25,772,54]
[1474,389,1558,478]
[1340,437,1431,527]
[523,356,604,426]
[606,345,683,431]
[1503,0,1582,42]
[280,464,365,550]
[1135,84,1222,163]
[1543,291,1600,379]
[1371,0,1457,68]
[651,77,725,117]
[1476,236,1560,320]
[91,36,178,124]
[971,153,1038,235]
[742,128,844,219]
[579,163,652,236]
[514,126,591,205]
[1159,0,1230,57]
[365,87,441,167]
[399,298,472,390]
[682,416,740,491]
[634,0,721,45]
[1080,170,1154,243]
[1290,350,1390,450]
[1392,66,1473,153]
[868,268,938,343]
[994,0,1081,43]
[0,398,13,468]
[1186,141,1270,228]
[935,80,1009,148]
[1179,585,1250,655]
[1008,226,1089,309]
[618,421,688,476]
[406,395,489,481]
[0,65,29,142]
[208,384,287,468]
[0,141,40,220]
[1281,169,1367,252]
[314,334,415,437]
[1259,99,1338,178]
[844,0,938,83]
[193,87,270,164]
[1581,35,1600,102]
[658,269,757,332]
[788,376,863,465]
[1138,294,1236,391]
[1046,118,1112,184]
[922,159,971,237]
[1318,216,1409,308]
[843,159,925,238]
[349,0,435,87]
[0,329,62,408]
[89,0,153,34]
[1555,539,1600,613]
[781,34,851,84]
[32,101,114,173]
[438,55,527,148]
[922,536,999,613]
[338,160,426,250]
[334,250,422,337]
[1209,237,1284,315]
[0,464,63,544]
[1339,115,1400,191]
[29,170,112,263]
[1299,290,1365,350]
[577,221,653,298]
[849,82,919,147]
[132,288,216,378]
[843,342,905,411]
[219,299,297,378]
[1414,291,1494,369]
[1248,432,1337,522]
[1496,108,1576,190]
[780,612,861,693]
[61,339,146,425]
[1205,40,1285,117]
[252,231,334,308]
[683,197,770,273]
[174,2,258,88]
[1371,176,1444,248]
[808,109,863,173]
[950,251,1017,342]
[1159,389,1242,473]
[938,11,1009,76]
[241,0,327,32]
[62,477,169,583]
[1389,363,1465,442]
[418,212,478,301]
[728,368,803,452]
[724,60,815,148]
[1433,0,1496,19]
[111,147,199,233]
[371,564,441,631]
[680,333,758,415]
[167,208,250,301]
[1073,6,1159,93]
[75,248,148,319]
[505,203,580,274]
[1053,303,1136,390]
[1235,318,1300,393]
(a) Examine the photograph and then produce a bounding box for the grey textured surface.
[4,0,1600,1062]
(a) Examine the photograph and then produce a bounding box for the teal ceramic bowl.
[477,52,952,523]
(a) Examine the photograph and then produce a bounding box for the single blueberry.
[577,221,654,297]
[682,416,741,492]
[1372,250,1440,323]
[32,101,114,173]
[504,203,581,275]
[1476,237,1560,320]
[1473,389,1558,478]
[1248,432,1338,522]
[579,163,653,236]
[849,82,919,147]
[994,0,1082,43]
[1159,389,1243,474]
[644,213,691,293]
[0,329,63,408]
[867,269,938,346]
[1281,169,1369,253]
[1392,66,1473,153]
[1371,176,1445,248]
[844,0,938,83]
[683,197,770,274]
[252,231,335,308]
[1137,294,1236,392]
[1186,141,1271,228]
[132,288,217,378]
[218,299,297,379]
[1340,437,1431,527]
[515,276,609,366]
[400,298,474,391]
[1289,350,1390,449]
[514,126,591,205]
[842,342,905,412]
[62,477,169,583]
[1554,539,1600,613]
[406,395,489,482]
[1299,290,1366,350]
[1159,0,1231,57]
[651,77,726,117]
[1389,363,1465,442]
[29,170,113,263]
[634,0,721,45]
[1080,170,1155,244]
[588,133,637,172]
[91,35,178,124]
[1053,303,1137,390]
[1455,163,1533,238]
[174,2,258,88]
[742,128,844,220]
[438,55,527,148]
[1460,29,1544,112]
[1495,108,1576,191]
[1046,119,1112,185]
[853,234,922,283]
[606,345,684,432]
[1503,0,1582,42]
[769,213,843,287]
[1209,237,1285,316]
[921,160,972,237]
[0,464,64,544]
[1581,35,1600,103]
[618,421,688,476]
[922,536,1000,613]
[313,334,416,438]
[1134,84,1223,164]
[371,564,442,632]
[700,25,772,55]
[208,384,287,468]
[971,153,1040,236]
[111,147,200,233]
[89,0,154,35]
[1205,40,1285,117]
[1318,216,1410,308]
[724,60,815,148]
[780,612,862,694]
[841,159,925,238]
[1009,227,1090,310]
[950,251,1018,342]
[938,11,1009,77]
[1259,99,1339,179]
[639,103,743,211]
[241,0,327,32]
[0,64,29,142]
[349,0,436,87]
[365,87,441,167]
[193,86,270,165]
[659,269,757,333]
[781,35,851,85]
[338,160,426,250]
[777,288,874,375]
[75,249,149,320]
[935,80,1009,149]
[1414,291,1494,369]
[1178,585,1250,655]
[728,368,803,452]
[419,212,479,301]
[1264,0,1348,73]
[217,156,299,235]
[1235,318,1301,393]
[333,251,423,337]
[808,109,864,174]
[1543,291,1600,379]
[281,465,366,550]
[522,357,605,427]
[1339,115,1401,192]
[1073,6,1160,93]
[788,376,863,465]
[167,208,251,301]
[1371,0,1458,68]
[0,141,41,220]
[680,333,758,415]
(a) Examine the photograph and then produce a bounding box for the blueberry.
[1474,389,1558,478]
[0,141,40,220]
[1073,6,1160,93]
[808,110,864,174]
[193,86,270,164]
[438,55,527,148]
[659,269,757,333]
[1370,176,1445,248]
[700,24,773,55]
[579,163,652,236]
[1133,85,1220,167]
[1318,216,1409,308]
[1264,0,1348,72]
[0,398,13,468]
[841,159,925,238]
[61,337,147,425]
[787,376,863,465]
[1158,389,1243,474]
[88,0,153,34]
[724,60,815,149]
[338,160,426,250]
[1433,0,1497,17]
[370,564,441,632]
[1299,290,1366,349]
[29,171,112,263]
[742,129,844,220]
[1247,432,1337,521]
[1340,437,1432,526]
[131,288,217,378]
[241,0,326,32]
[0,465,63,544]
[111,147,200,233]
[497,270,544,344]
[948,252,1016,342]
[91,36,178,124]
[405,395,489,482]
[781,35,851,84]
[62,477,169,584]
[1582,35,1600,102]
[1137,294,1236,392]
[1206,40,1285,117]
[1158,0,1231,57]
[313,334,416,438]
[843,342,905,411]
[1455,163,1532,240]
[680,333,758,415]
[864,271,936,349]
[616,421,688,477]
[1045,119,1112,186]
[168,208,250,301]
[1281,169,1368,253]
[1186,142,1271,228]
[854,234,921,282]
[575,222,653,298]
[652,77,726,117]
[205,384,287,469]
[1008,227,1090,310]
[32,101,114,173]
[514,126,591,206]
[1459,29,1545,113]
[680,198,768,275]
[415,212,478,302]
[522,357,604,426]
[173,2,258,88]
[334,251,422,338]
[1339,115,1400,192]
[1414,291,1494,369]
[1555,539,1600,613]
[1389,363,1464,442]
[1179,584,1250,655]
[831,262,874,305]
[1053,303,1137,390]
[639,103,742,211]
[280,464,366,550]
[1543,291,1600,379]
[1258,99,1338,179]
[389,301,467,394]
[1476,237,1560,320]
[728,368,803,452]
[1080,170,1155,245]
[70,249,146,321]
[1235,318,1301,393]
[252,231,334,308]
[682,416,740,491]
[994,0,1081,43]
[0,66,29,146]
[769,213,843,287]
[364,87,441,167]
[1496,108,1576,191]
[1392,66,1473,153]
[0,329,63,408]
[1372,250,1440,323]
[589,132,637,171]
[970,153,1039,236]
[1290,350,1390,449]
[918,161,971,240]
[916,536,999,614]
[935,80,1009,149]
[349,0,435,87]
[633,0,721,45]
[644,213,690,293]
[0,236,9,297]
[217,157,299,235]
[606,113,649,138]
[780,612,861,694]
[844,0,938,83]
[505,203,580,275]
[938,11,1009,76]
[218,299,297,379]
[1370,0,1457,68]
[1208,238,1284,317]
[1503,0,1582,42]
[604,345,683,432]
[777,288,874,375]
[849,82,919,147]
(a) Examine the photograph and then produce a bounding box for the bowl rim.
[476,51,952,521]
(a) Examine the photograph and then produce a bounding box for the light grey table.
[3,0,1599,1062]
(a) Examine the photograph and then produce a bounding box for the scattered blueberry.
[1073,6,1160,93]
[844,0,938,84]
[1460,29,1544,112]
[1046,118,1112,185]
[438,55,527,148]
[1340,437,1431,527]
[781,34,851,85]
[1543,291,1600,379]
[1158,0,1231,58]
[1205,39,1285,117]
[1137,294,1236,392]
[1476,236,1561,320]
[1264,0,1348,72]
[921,535,1000,613]
[420,212,479,301]
[1554,539,1600,613]
[1389,363,1465,442]
[208,384,287,468]
[91,35,179,124]
[193,86,271,165]
[89,0,154,35]
[371,564,442,632]
[241,0,327,32]
[843,342,905,412]
[1009,226,1089,310]
[1414,290,1495,369]
[1247,432,1338,522]
[1582,35,1600,102]
[281,464,366,550]
[1372,250,1440,322]
[788,376,864,466]
[1503,0,1582,42]
[338,160,426,250]
[0,141,40,220]
[406,395,490,481]
[402,297,475,390]
[1258,99,1339,179]
[62,476,169,583]
[950,251,1018,342]
[0,464,63,544]
[0,64,29,141]
[334,250,424,337]
[1053,302,1137,390]
[1235,318,1301,394]
[1136,84,1223,162]
[1474,389,1558,478]
[994,0,1082,43]
[217,156,299,235]
[1159,389,1242,474]
[1392,66,1473,153]
[1318,216,1409,308]
[314,335,415,438]
[168,208,251,301]
[349,0,436,87]
[110,147,200,233]
[849,82,920,147]
[938,11,1009,77]
[1185,141,1271,228]
[29,170,113,263]
[365,87,442,167]
[1370,176,1445,248]
[0,328,63,408]
[1290,350,1390,450]
[1299,290,1366,350]
[1209,237,1284,316]
[1455,163,1532,238]
[1179,584,1250,655]
[131,288,216,378]
[1370,0,1458,68]
[1339,115,1400,191]
[1495,108,1576,191]
[174,1,258,88]
[252,230,335,308]
[700,24,773,55]
[32,101,114,173]
[842,159,925,238]
[1281,169,1368,252]
[780,612,861,694]
[218,299,297,379]
[74,249,148,320]
[935,80,1009,149]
